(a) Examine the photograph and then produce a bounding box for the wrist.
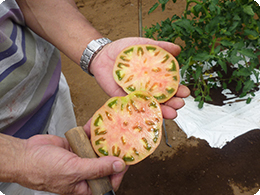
[80,37,112,76]
[0,134,27,183]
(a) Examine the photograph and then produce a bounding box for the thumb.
[77,156,126,180]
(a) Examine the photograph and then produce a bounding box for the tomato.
[113,44,180,103]
[90,91,163,165]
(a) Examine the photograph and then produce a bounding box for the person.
[0,0,190,194]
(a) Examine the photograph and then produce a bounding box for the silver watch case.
[80,38,112,76]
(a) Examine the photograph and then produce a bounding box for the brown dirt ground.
[61,1,260,194]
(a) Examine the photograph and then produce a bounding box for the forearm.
[0,133,26,183]
[15,0,103,65]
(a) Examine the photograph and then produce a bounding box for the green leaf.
[246,97,252,104]
[195,95,202,102]
[244,29,259,40]
[198,100,204,109]
[229,21,240,32]
[193,52,214,61]
[195,66,202,81]
[242,79,255,93]
[195,89,201,96]
[230,55,242,65]
[159,0,169,4]
[194,26,203,35]
[243,5,255,16]
[220,40,233,47]
[205,95,213,102]
[174,19,194,33]
[236,80,242,92]
[222,82,227,89]
[217,59,227,74]
[180,57,191,77]
[148,3,159,14]
[239,48,257,59]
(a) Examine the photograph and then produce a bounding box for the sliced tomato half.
[113,44,180,103]
[90,91,163,165]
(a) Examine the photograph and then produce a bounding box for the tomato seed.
[152,67,162,72]
[126,104,132,115]
[154,94,167,101]
[95,128,107,135]
[133,148,139,155]
[161,54,170,63]
[108,99,118,108]
[117,63,130,68]
[121,136,126,145]
[166,87,175,94]
[124,75,134,83]
[123,155,135,162]
[123,47,134,55]
[149,101,158,108]
[133,125,142,132]
[95,137,106,145]
[145,120,155,126]
[137,47,144,56]
[167,60,177,71]
[142,137,152,151]
[98,148,108,156]
[127,85,136,92]
[120,55,130,62]
[146,46,156,52]
[154,51,160,56]
[94,114,103,127]
[105,111,113,121]
[149,83,158,92]
[115,70,124,81]
[112,145,121,157]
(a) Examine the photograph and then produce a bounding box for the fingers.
[175,85,190,98]
[161,85,190,119]
[76,156,126,180]
[161,104,177,119]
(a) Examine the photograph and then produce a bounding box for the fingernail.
[113,161,125,173]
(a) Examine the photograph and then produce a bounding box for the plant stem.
[210,37,217,55]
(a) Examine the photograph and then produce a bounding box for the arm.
[0,134,26,183]
[16,0,102,65]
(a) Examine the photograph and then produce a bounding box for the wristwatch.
[80,37,112,76]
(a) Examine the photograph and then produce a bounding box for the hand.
[90,37,190,119]
[17,133,127,195]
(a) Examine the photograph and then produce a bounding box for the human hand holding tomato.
[90,37,190,119]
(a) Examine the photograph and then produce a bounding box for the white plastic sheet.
[175,88,260,148]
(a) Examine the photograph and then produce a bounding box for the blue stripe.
[0,22,18,60]
[0,24,26,82]
[13,86,59,139]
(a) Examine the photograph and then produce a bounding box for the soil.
[61,1,260,194]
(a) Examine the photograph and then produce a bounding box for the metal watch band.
[80,38,112,76]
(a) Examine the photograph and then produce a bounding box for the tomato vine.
[145,0,260,108]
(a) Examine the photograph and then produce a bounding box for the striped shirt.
[0,0,61,139]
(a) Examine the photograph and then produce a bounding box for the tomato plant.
[113,44,180,103]
[145,0,260,108]
[90,91,163,165]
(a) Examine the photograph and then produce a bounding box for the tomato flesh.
[90,91,162,165]
[113,44,180,103]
